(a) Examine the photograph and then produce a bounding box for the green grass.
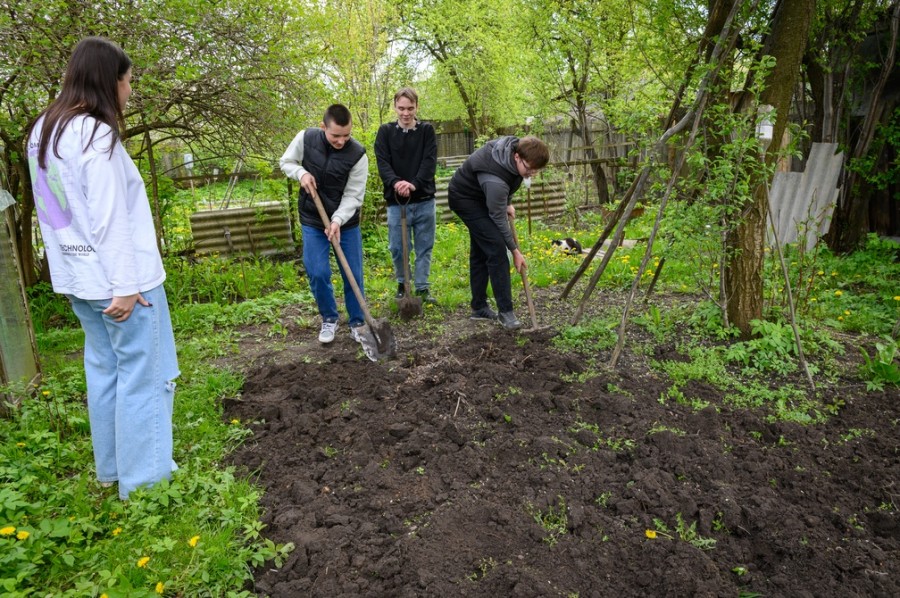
[1,296,294,596]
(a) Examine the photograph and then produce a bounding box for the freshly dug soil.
[223,290,900,598]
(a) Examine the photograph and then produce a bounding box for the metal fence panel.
[189,202,295,256]
[768,143,843,250]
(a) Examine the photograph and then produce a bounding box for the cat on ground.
[552,237,583,255]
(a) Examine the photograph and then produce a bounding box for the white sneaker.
[318,321,338,343]
[350,325,364,344]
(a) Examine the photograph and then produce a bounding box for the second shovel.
[397,204,423,321]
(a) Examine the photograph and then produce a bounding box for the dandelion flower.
[112,527,122,536]
[831,271,837,276]
[137,556,150,568]
[817,270,824,275]
[838,316,844,321]
[834,290,843,297]
[0,526,15,536]
[189,535,200,548]
[155,582,165,594]
[231,419,240,425]
[101,594,109,598]
[645,529,657,539]
[16,442,25,448]
[844,310,850,315]
[16,530,29,541]
[894,296,900,301]
[810,298,817,303]
[42,390,50,397]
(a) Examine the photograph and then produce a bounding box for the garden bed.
[223,289,899,597]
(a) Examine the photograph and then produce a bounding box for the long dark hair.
[32,37,131,168]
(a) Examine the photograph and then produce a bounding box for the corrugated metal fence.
[768,143,843,251]
[190,202,294,256]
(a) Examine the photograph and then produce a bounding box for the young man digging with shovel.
[280,104,372,347]
[448,135,550,330]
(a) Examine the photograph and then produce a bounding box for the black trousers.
[449,200,513,313]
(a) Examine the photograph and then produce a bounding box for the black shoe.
[498,311,522,330]
[415,289,437,304]
[470,306,498,321]
[395,283,405,300]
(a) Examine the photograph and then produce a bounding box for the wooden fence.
[433,177,568,223]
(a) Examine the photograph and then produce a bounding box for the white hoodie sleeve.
[279,131,309,182]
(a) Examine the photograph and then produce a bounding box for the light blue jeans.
[387,199,436,291]
[68,284,179,500]
[301,224,365,327]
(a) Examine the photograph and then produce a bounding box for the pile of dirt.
[224,295,900,597]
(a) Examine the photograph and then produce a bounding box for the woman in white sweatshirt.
[27,37,179,500]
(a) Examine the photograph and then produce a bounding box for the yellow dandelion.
[16,442,25,448]
[810,298,817,303]
[894,296,900,301]
[645,529,657,539]
[838,316,844,321]
[155,582,165,594]
[101,595,109,598]
[834,290,843,297]
[16,530,29,541]
[0,526,15,536]
[831,271,837,276]
[230,419,240,425]
[844,310,850,315]
[817,270,824,275]
[189,535,200,548]
[42,390,50,397]
[137,556,150,568]
[112,527,122,536]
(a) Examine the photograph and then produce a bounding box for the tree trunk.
[726,0,815,337]
[11,152,40,287]
[142,127,165,255]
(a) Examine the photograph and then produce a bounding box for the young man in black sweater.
[374,88,438,304]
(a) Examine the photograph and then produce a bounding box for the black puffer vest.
[448,136,523,206]
[298,127,366,229]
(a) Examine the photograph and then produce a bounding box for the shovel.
[397,204,423,321]
[309,188,396,361]
[508,214,545,331]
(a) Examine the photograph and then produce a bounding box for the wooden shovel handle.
[508,215,539,329]
[308,188,377,330]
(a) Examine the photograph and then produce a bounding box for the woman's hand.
[103,293,150,322]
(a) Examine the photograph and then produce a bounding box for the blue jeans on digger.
[301,223,365,327]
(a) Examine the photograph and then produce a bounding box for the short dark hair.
[394,87,418,105]
[323,104,352,127]
[32,36,132,167]
[516,136,550,170]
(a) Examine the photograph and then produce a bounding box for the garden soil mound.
[224,298,900,598]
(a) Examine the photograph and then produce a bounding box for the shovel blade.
[355,321,397,362]
[398,295,423,321]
